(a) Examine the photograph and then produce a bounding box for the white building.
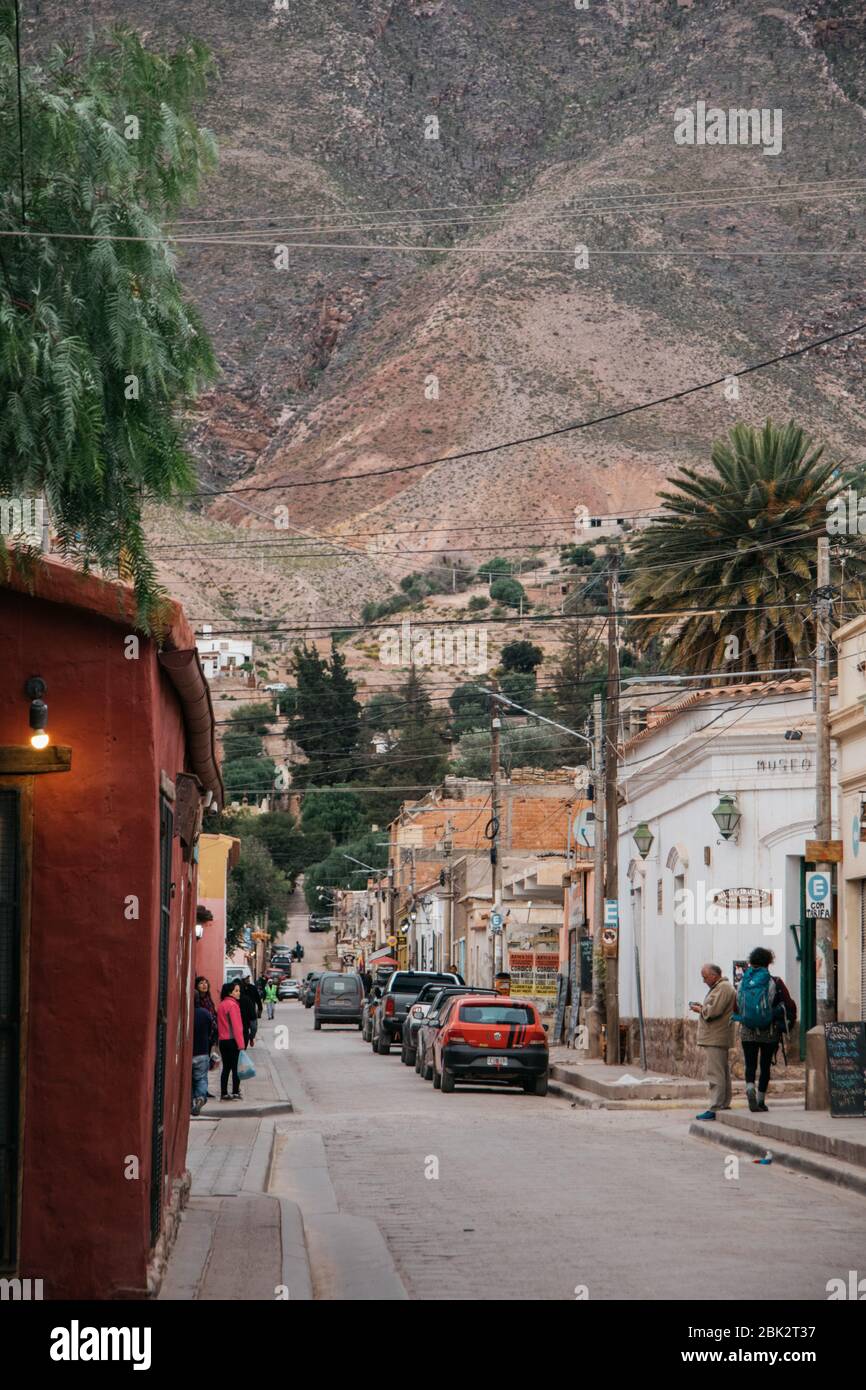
[616,678,836,1073]
[196,626,254,679]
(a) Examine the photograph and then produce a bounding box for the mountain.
[28,1,866,662]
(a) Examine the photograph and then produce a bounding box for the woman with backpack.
[734,946,796,1112]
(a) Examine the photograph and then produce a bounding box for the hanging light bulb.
[26,677,49,749]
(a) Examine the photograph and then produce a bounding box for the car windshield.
[390,973,457,996]
[459,1005,535,1024]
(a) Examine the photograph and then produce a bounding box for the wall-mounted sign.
[712,888,771,910]
[601,925,618,958]
[806,871,832,920]
[604,899,619,928]
[805,840,843,864]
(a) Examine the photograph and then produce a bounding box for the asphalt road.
[262,1000,866,1302]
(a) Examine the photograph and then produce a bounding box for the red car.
[430,994,549,1095]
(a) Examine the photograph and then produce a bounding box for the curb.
[279,1199,313,1301]
[689,1121,866,1197]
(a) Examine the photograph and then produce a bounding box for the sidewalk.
[548,1048,804,1109]
[159,1026,310,1300]
[690,1106,866,1197]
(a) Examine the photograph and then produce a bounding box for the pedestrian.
[195,975,219,1098]
[191,995,212,1115]
[264,978,278,1020]
[690,963,736,1120]
[734,947,794,1112]
[239,978,262,1048]
[256,974,267,1000]
[217,980,245,1101]
[494,971,511,996]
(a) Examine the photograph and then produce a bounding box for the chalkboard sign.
[825,1022,866,1118]
[580,937,594,994]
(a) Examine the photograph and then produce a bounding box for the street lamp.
[711,793,741,841]
[632,821,654,859]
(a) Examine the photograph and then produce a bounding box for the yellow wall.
[199,833,240,900]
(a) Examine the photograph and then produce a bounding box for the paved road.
[264,1001,866,1301]
[272,877,332,975]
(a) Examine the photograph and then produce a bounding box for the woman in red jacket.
[217,980,246,1100]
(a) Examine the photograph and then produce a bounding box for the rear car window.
[322,977,358,994]
[458,1005,535,1024]
[390,973,457,994]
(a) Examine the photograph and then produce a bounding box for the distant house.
[0,556,223,1298]
[196,625,254,679]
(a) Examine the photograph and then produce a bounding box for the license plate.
[487,1057,509,1067]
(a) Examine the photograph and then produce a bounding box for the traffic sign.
[806,871,831,920]
[603,899,619,928]
[490,910,503,933]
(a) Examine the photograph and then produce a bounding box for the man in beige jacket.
[690,963,736,1119]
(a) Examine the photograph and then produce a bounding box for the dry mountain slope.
[31,0,866,637]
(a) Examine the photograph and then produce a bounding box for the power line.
[187,316,866,497]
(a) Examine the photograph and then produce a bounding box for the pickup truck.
[371,969,464,1055]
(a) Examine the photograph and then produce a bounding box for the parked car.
[371,970,464,1055]
[278,979,299,1000]
[314,971,364,1029]
[302,972,323,1007]
[308,915,332,933]
[414,987,498,1077]
[429,994,549,1094]
[399,981,489,1066]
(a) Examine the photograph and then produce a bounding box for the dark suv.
[371,970,463,1055]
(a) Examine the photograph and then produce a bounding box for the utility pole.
[490,693,503,986]
[588,691,606,1058]
[444,816,454,973]
[604,553,621,1064]
[814,536,836,1023]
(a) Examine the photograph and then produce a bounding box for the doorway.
[0,789,22,1270]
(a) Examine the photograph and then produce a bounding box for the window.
[459,1004,535,1025]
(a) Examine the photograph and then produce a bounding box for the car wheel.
[423,1057,434,1081]
[432,1058,442,1090]
[440,1064,455,1093]
[406,1049,416,1068]
[524,1073,548,1096]
[376,1032,391,1055]
[414,1047,422,1074]
[314,1019,321,1031]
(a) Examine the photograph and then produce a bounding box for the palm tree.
[626,420,863,673]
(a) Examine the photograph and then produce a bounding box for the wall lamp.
[632,822,654,860]
[711,793,741,841]
[25,676,49,749]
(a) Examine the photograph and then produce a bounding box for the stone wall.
[621,1016,805,1079]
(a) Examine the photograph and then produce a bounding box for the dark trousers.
[742,1040,774,1092]
[219,1039,240,1096]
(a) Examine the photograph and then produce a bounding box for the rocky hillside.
[29,1,866,659]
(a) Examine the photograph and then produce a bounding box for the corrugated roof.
[621,677,818,755]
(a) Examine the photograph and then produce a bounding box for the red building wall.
[0,585,197,1298]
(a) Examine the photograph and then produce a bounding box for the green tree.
[0,21,218,625]
[449,681,489,736]
[291,642,361,785]
[226,836,290,952]
[627,420,863,672]
[477,556,514,581]
[489,576,528,610]
[222,730,263,763]
[500,640,543,673]
[301,790,367,843]
[223,755,276,799]
[452,723,562,777]
[304,831,388,913]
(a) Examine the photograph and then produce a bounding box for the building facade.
[0,557,222,1297]
[616,680,834,1075]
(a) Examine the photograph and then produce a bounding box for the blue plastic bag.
[237,1049,256,1080]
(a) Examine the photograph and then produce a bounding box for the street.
[258,999,866,1302]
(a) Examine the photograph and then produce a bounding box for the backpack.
[734,967,774,1030]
